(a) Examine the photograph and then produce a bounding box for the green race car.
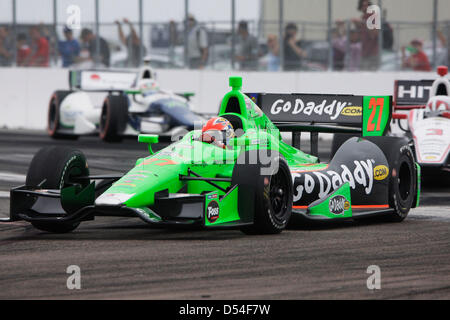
[3,77,420,234]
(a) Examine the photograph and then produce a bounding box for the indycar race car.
[1,77,419,234]
[48,64,204,141]
[392,65,450,176]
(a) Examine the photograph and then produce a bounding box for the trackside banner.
[394,79,433,105]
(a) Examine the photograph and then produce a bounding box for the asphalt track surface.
[0,130,449,299]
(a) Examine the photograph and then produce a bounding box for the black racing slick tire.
[364,137,418,222]
[232,150,293,235]
[26,146,90,233]
[387,144,417,222]
[99,94,129,142]
[47,90,79,140]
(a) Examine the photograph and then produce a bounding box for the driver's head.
[201,117,234,146]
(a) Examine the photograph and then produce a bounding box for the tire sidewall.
[255,154,293,231]
[99,94,128,142]
[26,147,89,232]
[99,97,111,140]
[26,147,89,190]
[389,145,416,219]
[47,91,72,137]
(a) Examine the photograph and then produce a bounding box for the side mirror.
[138,134,159,154]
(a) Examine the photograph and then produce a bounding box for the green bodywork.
[96,76,317,226]
[307,182,352,219]
[81,77,418,226]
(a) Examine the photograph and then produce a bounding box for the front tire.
[47,91,79,140]
[26,146,90,233]
[232,150,293,234]
[99,94,129,142]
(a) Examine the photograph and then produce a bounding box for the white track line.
[410,211,450,221]
[0,171,25,183]
[0,191,9,198]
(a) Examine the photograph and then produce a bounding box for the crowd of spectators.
[0,25,50,67]
[0,2,448,72]
[0,19,146,69]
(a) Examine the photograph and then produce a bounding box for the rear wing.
[393,79,433,110]
[247,93,392,137]
[69,69,138,91]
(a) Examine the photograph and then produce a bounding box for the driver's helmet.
[201,117,234,147]
[426,96,450,112]
[138,79,159,96]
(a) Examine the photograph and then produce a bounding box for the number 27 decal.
[367,97,385,132]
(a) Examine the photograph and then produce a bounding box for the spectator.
[436,28,448,67]
[355,0,379,70]
[28,26,49,67]
[331,21,362,71]
[235,21,259,70]
[401,39,431,71]
[80,28,110,67]
[168,20,178,66]
[346,27,362,71]
[186,15,208,69]
[382,9,394,51]
[0,26,13,66]
[283,23,306,71]
[116,18,145,67]
[266,34,280,71]
[58,26,80,68]
[40,23,56,61]
[446,25,450,68]
[16,33,31,66]
[331,21,346,70]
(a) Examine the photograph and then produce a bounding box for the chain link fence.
[0,0,448,71]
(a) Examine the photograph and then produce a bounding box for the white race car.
[393,66,450,176]
[48,64,204,142]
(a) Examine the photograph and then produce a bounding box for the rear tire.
[47,91,79,140]
[99,94,129,142]
[26,146,90,233]
[232,150,293,234]
[386,145,416,222]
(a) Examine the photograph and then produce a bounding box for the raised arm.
[115,20,127,46]
[124,18,141,46]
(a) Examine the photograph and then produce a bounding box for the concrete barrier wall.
[0,67,436,130]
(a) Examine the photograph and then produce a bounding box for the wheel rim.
[269,168,290,222]
[59,160,89,189]
[398,161,412,202]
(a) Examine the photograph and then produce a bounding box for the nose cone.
[99,156,185,208]
[95,192,135,206]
